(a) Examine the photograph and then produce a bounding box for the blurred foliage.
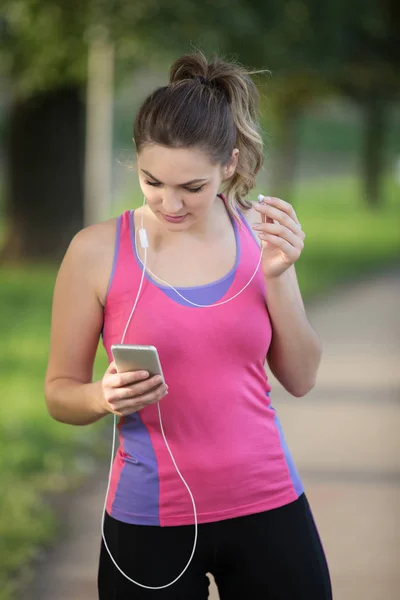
[334,0,399,99]
[0,264,109,597]
[0,0,88,95]
[0,0,250,97]
[2,0,397,97]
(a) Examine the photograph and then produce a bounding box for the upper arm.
[45,221,116,387]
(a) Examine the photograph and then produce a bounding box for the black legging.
[98,493,332,599]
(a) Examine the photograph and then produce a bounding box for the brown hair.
[133,51,264,215]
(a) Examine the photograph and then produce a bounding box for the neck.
[142,196,226,241]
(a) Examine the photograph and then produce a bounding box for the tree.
[214,0,342,200]
[0,0,252,261]
[1,0,89,261]
[3,86,85,261]
[334,0,400,207]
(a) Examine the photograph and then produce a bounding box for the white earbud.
[139,196,149,249]
[139,228,148,249]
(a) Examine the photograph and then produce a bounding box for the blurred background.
[0,1,399,599]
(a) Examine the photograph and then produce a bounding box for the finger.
[118,399,157,416]
[108,370,150,389]
[113,384,168,414]
[256,196,300,224]
[253,205,301,235]
[106,361,118,375]
[105,401,123,417]
[113,376,165,401]
[257,223,304,248]
[254,198,300,228]
[258,233,303,259]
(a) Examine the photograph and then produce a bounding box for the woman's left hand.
[252,196,306,280]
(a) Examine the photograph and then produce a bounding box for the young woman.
[45,52,332,599]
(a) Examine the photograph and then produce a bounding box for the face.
[137,145,238,231]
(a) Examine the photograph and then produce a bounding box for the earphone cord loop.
[101,195,264,589]
[101,195,198,590]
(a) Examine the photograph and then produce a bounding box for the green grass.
[289,176,400,298]
[0,174,399,598]
[297,112,400,158]
[0,268,109,598]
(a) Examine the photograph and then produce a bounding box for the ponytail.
[134,51,265,216]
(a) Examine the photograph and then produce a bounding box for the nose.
[161,188,184,215]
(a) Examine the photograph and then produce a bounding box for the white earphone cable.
[101,196,264,589]
[134,227,263,308]
[134,201,264,308]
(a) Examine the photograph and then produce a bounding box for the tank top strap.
[105,210,142,305]
[119,209,135,256]
[219,193,260,252]
[211,197,264,299]
[237,207,262,252]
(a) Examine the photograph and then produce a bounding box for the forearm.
[45,378,109,426]
[265,265,322,396]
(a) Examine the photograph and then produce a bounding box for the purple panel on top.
[268,404,304,497]
[101,215,122,340]
[130,207,241,308]
[106,215,122,298]
[161,271,236,306]
[111,412,160,525]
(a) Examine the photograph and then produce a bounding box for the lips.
[162,213,188,223]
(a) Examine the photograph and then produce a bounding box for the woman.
[45,52,332,599]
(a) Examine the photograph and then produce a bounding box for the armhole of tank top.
[220,193,258,241]
[237,207,261,248]
[104,215,122,304]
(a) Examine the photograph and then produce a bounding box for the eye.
[185,185,205,194]
[145,180,161,187]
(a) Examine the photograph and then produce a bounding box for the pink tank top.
[102,200,303,526]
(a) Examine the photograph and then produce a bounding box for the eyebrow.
[141,169,208,186]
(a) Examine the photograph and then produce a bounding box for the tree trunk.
[361,96,386,209]
[1,86,85,263]
[269,99,300,202]
[84,29,114,226]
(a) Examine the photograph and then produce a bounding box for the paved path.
[25,270,400,600]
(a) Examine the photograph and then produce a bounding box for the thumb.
[106,361,118,375]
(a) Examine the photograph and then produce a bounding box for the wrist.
[264,264,293,285]
[87,380,111,419]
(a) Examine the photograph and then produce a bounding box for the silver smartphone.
[111,344,164,381]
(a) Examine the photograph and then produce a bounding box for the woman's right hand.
[101,362,168,416]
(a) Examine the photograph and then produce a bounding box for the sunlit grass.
[0,268,109,598]
[289,176,400,297]
[0,173,398,598]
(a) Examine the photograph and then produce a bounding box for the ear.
[223,148,239,179]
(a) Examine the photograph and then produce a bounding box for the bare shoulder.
[69,218,117,255]
[61,217,118,305]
